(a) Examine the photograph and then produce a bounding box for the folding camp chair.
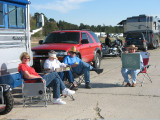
[73,73,85,86]
[20,71,49,107]
[137,52,152,86]
[122,52,152,86]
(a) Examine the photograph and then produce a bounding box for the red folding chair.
[137,52,152,86]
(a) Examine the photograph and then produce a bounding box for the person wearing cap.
[63,46,103,89]
[121,45,144,87]
[18,52,75,105]
[43,50,78,90]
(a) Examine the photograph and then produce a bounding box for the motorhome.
[0,0,44,114]
[118,14,160,49]
[0,0,43,88]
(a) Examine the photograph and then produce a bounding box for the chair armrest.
[147,64,151,68]
[144,64,151,69]
[23,78,43,83]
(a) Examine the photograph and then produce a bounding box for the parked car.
[125,32,148,51]
[32,30,102,72]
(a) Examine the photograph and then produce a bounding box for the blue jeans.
[121,68,140,83]
[72,61,93,84]
[58,71,74,83]
[42,72,66,98]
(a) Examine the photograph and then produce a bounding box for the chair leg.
[69,95,75,101]
[47,87,52,102]
[78,74,85,85]
[23,95,26,107]
[145,73,152,83]
[137,73,152,86]
[142,73,152,83]
[44,86,47,107]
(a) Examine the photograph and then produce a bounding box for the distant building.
[94,32,107,37]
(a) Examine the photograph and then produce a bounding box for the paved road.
[1,48,160,119]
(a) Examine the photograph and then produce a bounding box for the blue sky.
[30,0,160,26]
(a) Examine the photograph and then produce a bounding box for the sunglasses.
[129,48,135,50]
[24,57,30,59]
[70,52,76,54]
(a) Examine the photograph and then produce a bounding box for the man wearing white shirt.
[44,50,78,90]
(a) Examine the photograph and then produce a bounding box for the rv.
[118,14,160,49]
[0,0,44,114]
[0,0,44,88]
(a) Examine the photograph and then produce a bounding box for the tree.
[30,12,124,37]
[43,21,58,36]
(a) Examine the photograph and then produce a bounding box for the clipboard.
[122,53,140,69]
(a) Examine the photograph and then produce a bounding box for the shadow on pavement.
[78,83,123,88]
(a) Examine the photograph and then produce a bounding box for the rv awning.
[117,20,126,25]
[1,0,29,5]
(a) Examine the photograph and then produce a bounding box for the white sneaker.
[62,88,75,96]
[53,98,66,105]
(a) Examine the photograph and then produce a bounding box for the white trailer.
[0,0,43,88]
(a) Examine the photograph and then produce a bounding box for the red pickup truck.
[32,30,102,72]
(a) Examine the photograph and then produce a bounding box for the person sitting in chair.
[121,45,144,87]
[43,50,78,90]
[18,52,75,105]
[63,46,103,89]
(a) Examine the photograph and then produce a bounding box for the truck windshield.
[43,32,80,44]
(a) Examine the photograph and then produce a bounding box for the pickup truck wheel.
[0,91,14,115]
[93,53,101,68]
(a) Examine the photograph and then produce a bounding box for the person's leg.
[58,72,64,81]
[83,67,90,83]
[42,72,61,98]
[81,61,93,70]
[72,62,91,88]
[52,72,66,91]
[121,68,130,84]
[42,72,73,97]
[64,71,74,83]
[73,62,90,82]
[130,69,140,84]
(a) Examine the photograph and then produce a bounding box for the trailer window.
[8,5,17,26]
[17,7,25,27]
[0,3,4,26]
[8,4,25,28]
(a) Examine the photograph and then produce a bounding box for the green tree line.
[30,13,123,37]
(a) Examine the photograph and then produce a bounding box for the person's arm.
[23,71,42,79]
[71,62,78,67]
[57,60,66,67]
[140,55,144,69]
[71,57,81,67]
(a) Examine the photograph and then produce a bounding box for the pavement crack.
[79,92,160,98]
[94,101,104,119]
